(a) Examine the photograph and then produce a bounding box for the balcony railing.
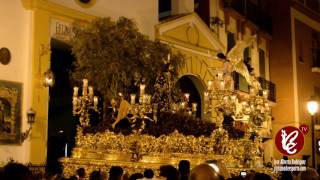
[257,77,276,102]
[223,0,272,34]
[232,72,276,102]
[294,0,320,15]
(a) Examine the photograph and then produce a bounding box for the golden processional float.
[60,49,275,178]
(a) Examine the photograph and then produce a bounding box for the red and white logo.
[275,126,304,156]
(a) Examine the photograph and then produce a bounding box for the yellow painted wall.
[0,0,33,164]
[48,0,158,39]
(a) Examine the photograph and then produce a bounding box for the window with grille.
[259,49,266,78]
[312,31,320,67]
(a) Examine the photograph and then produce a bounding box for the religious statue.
[219,35,261,90]
[112,94,130,129]
[220,59,234,91]
[0,100,10,133]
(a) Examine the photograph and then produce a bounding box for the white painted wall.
[49,0,158,39]
[0,0,33,165]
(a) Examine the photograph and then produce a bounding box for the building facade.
[270,0,320,167]
[0,0,273,165]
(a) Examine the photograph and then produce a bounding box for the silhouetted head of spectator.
[189,164,221,180]
[226,176,244,180]
[3,162,33,180]
[160,165,178,180]
[297,167,319,180]
[178,160,190,175]
[129,172,143,180]
[89,170,102,180]
[109,166,123,180]
[69,175,78,180]
[280,172,293,180]
[77,167,85,178]
[0,167,4,180]
[143,169,154,179]
[253,173,271,180]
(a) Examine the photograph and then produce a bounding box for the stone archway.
[176,74,206,118]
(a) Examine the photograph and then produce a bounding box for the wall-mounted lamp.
[44,69,55,87]
[210,17,224,27]
[307,96,318,168]
[20,108,36,143]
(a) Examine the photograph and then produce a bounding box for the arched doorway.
[47,38,75,173]
[175,75,205,118]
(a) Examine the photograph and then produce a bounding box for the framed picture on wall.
[0,80,22,144]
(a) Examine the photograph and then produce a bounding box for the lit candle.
[88,86,94,96]
[262,89,268,99]
[65,143,68,157]
[220,81,225,90]
[180,102,186,109]
[207,80,213,91]
[250,104,255,111]
[265,102,270,111]
[82,79,88,96]
[204,92,209,102]
[130,94,136,105]
[231,95,237,102]
[83,79,88,87]
[217,72,223,80]
[93,96,98,106]
[140,84,145,96]
[223,96,229,103]
[184,93,190,102]
[142,94,147,104]
[242,101,248,107]
[168,53,171,61]
[72,97,78,106]
[73,87,79,97]
[192,103,197,112]
[250,88,256,96]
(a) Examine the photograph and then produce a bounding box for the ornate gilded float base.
[61,128,276,178]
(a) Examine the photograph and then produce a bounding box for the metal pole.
[312,115,316,169]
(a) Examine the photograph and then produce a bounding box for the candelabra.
[204,70,238,126]
[239,87,270,129]
[204,68,271,129]
[129,84,156,122]
[170,93,197,117]
[72,79,99,127]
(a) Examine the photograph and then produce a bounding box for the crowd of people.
[0,159,320,180]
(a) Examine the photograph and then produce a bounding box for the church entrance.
[47,38,75,173]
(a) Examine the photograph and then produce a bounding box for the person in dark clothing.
[89,170,103,180]
[160,165,178,180]
[109,166,123,180]
[143,169,154,179]
[129,173,143,180]
[2,162,33,180]
[178,160,190,180]
[76,167,86,179]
